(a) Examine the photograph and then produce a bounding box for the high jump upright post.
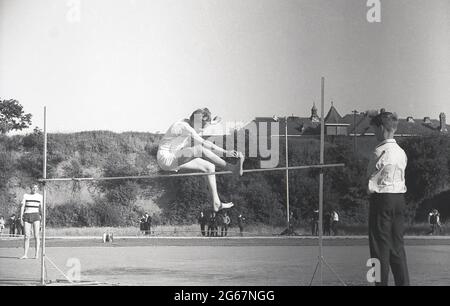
[319,77,325,285]
[285,115,290,229]
[40,106,47,285]
[309,77,346,286]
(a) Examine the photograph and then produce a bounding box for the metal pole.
[319,77,325,286]
[352,110,357,153]
[285,116,290,230]
[40,107,47,285]
[39,165,345,182]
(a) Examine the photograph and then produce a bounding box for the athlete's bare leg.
[33,221,40,259]
[20,222,32,259]
[178,158,232,212]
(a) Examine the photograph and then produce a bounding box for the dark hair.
[369,111,398,132]
[189,108,212,128]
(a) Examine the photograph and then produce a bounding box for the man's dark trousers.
[369,193,410,286]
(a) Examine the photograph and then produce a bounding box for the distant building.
[242,103,450,138]
[346,111,449,137]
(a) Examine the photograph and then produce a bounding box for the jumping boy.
[366,110,409,286]
[157,108,244,212]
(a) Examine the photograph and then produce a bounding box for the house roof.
[324,105,343,124]
[243,105,450,137]
[342,114,450,136]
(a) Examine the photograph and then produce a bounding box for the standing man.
[221,212,231,237]
[15,213,23,236]
[366,110,409,286]
[331,210,339,236]
[207,212,218,237]
[323,210,331,236]
[146,213,152,235]
[198,211,207,236]
[237,214,245,237]
[9,214,16,236]
[311,210,319,236]
[0,216,5,234]
[139,214,146,235]
[19,184,43,259]
[427,209,441,235]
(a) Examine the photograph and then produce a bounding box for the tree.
[0,99,32,134]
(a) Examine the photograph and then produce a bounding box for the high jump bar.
[38,163,345,183]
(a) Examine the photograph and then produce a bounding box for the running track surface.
[1,236,450,286]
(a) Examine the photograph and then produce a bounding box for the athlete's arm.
[184,124,235,156]
[19,196,25,225]
[39,195,43,216]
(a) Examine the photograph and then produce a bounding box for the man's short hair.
[369,110,399,132]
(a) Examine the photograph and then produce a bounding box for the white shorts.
[157,150,179,171]
[157,146,203,171]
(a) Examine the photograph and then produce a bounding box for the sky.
[0,0,449,133]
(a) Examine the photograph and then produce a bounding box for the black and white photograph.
[0,0,449,293]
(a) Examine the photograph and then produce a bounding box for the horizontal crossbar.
[38,163,345,183]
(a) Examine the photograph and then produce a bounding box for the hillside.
[0,130,449,227]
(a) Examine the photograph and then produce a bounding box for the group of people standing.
[427,209,442,235]
[310,209,340,236]
[198,211,245,237]
[0,214,24,236]
[139,212,153,235]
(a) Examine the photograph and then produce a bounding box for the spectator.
[9,214,16,236]
[15,214,23,236]
[427,209,441,235]
[102,230,114,243]
[237,214,245,237]
[198,211,207,236]
[139,214,147,235]
[221,212,231,237]
[151,213,157,234]
[289,210,295,231]
[280,210,299,236]
[366,110,409,286]
[146,213,152,235]
[331,210,339,236]
[208,212,218,237]
[311,210,319,236]
[323,210,331,236]
[0,216,5,234]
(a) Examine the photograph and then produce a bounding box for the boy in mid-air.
[157,108,244,212]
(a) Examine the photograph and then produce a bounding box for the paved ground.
[1,236,449,286]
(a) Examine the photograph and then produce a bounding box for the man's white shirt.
[367,139,407,194]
